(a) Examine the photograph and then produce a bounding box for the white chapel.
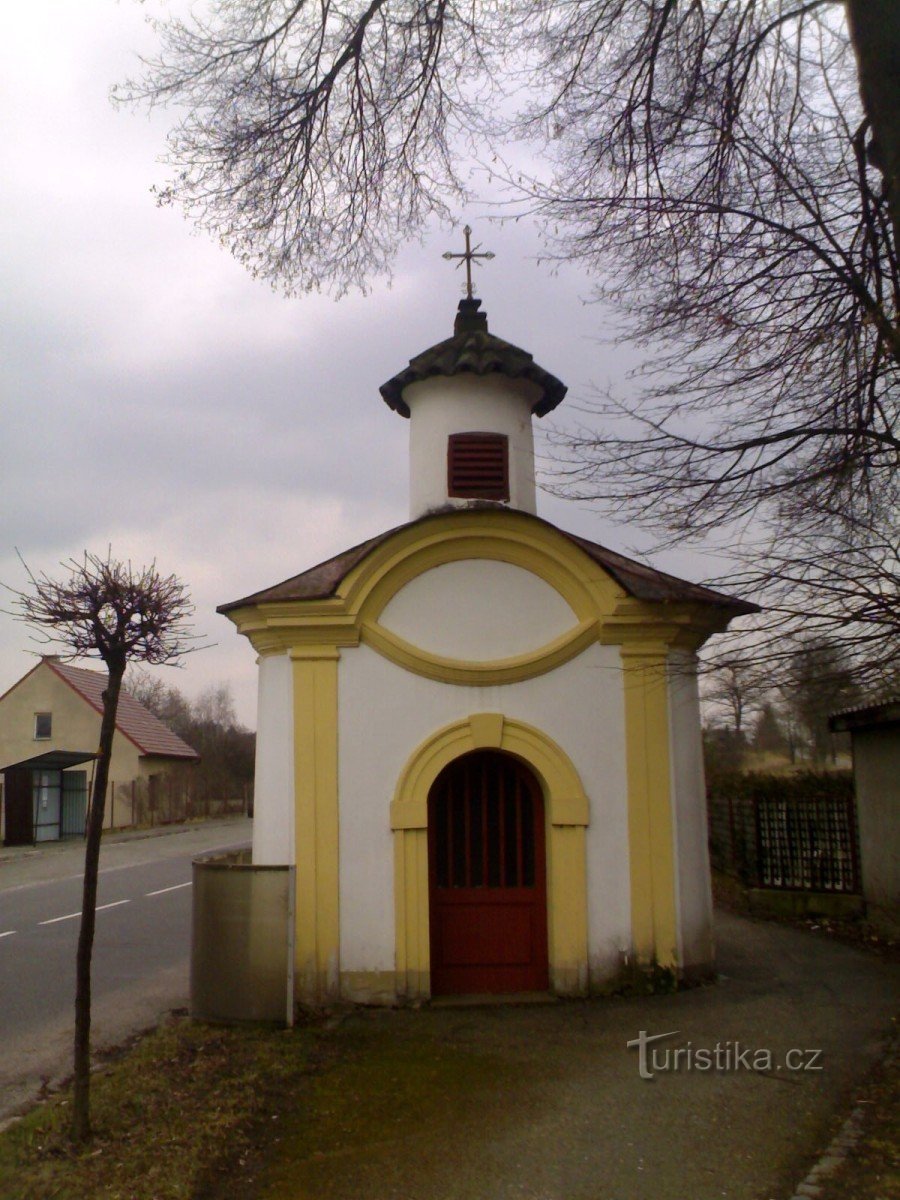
[218,280,755,1007]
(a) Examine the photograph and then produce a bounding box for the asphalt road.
[0,818,252,1123]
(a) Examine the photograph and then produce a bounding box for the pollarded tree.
[120,2,899,682]
[11,552,197,1143]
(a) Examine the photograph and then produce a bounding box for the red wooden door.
[428,751,549,995]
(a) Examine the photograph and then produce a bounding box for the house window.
[34,712,52,740]
[448,433,510,501]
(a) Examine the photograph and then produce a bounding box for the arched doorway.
[428,750,549,994]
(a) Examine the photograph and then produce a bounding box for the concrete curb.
[786,1028,898,1199]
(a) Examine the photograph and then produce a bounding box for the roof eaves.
[379,331,567,418]
[218,507,757,616]
[829,699,900,732]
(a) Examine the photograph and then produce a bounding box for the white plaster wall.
[667,652,714,974]
[378,559,578,659]
[854,727,900,910]
[404,375,540,517]
[252,653,295,865]
[337,640,631,980]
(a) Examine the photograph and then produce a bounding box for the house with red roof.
[0,656,198,845]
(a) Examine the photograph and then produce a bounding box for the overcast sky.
[1,1,730,728]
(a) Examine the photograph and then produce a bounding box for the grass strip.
[0,1014,313,1200]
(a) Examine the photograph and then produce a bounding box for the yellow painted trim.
[292,649,341,1004]
[219,509,726,996]
[469,712,504,749]
[360,617,599,686]
[225,510,732,666]
[391,715,590,999]
[620,644,679,969]
[340,970,402,1005]
[342,514,614,624]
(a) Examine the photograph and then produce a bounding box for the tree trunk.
[846,0,900,256]
[71,663,124,1144]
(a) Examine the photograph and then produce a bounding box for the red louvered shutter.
[447,432,509,500]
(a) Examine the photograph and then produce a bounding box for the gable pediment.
[220,508,755,666]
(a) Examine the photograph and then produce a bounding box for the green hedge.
[709,770,853,805]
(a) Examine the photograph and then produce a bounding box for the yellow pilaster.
[620,643,679,969]
[291,646,340,1005]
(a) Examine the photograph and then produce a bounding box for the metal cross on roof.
[442,225,495,300]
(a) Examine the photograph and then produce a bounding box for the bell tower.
[379,231,567,519]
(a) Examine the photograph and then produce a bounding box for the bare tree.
[119,0,490,293]
[784,637,860,763]
[703,657,766,742]
[125,670,256,808]
[120,2,899,679]
[522,2,898,686]
[704,506,899,688]
[10,553,197,1143]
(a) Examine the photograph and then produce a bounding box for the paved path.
[0,817,251,1124]
[248,912,898,1200]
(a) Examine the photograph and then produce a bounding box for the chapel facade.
[219,293,755,1006]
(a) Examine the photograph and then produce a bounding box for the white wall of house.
[853,727,900,912]
[667,652,715,976]
[247,563,717,992]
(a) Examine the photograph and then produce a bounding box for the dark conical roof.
[379,299,568,418]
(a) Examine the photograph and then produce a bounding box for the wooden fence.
[105,773,249,830]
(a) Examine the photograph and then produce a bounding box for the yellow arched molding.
[225,510,733,670]
[342,511,622,626]
[361,617,599,686]
[391,714,590,999]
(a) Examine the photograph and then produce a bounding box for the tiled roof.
[379,299,568,418]
[829,699,900,732]
[47,660,199,760]
[218,506,758,616]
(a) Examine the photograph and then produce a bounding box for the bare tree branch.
[124,1,899,682]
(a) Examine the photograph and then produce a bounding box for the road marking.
[145,882,192,897]
[39,911,82,926]
[39,899,131,926]
[0,930,16,939]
